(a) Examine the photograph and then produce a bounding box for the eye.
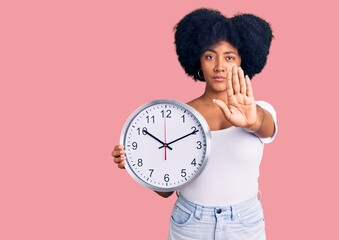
[206,55,214,60]
[226,56,235,61]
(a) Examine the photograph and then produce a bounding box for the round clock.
[120,99,211,192]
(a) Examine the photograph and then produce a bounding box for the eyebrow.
[206,49,238,55]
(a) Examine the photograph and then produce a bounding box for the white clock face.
[120,99,211,192]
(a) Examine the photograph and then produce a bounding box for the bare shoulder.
[186,97,203,110]
[186,97,233,131]
[185,97,213,122]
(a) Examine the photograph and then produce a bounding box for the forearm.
[154,191,174,198]
[244,105,275,138]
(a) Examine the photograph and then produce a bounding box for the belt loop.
[230,206,234,220]
[176,190,179,198]
[195,205,202,220]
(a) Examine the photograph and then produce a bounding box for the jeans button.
[216,209,222,214]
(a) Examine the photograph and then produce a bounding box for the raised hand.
[213,65,257,129]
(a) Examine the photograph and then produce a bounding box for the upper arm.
[255,101,278,144]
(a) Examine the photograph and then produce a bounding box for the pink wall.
[1,0,338,239]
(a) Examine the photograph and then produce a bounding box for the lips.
[213,76,226,82]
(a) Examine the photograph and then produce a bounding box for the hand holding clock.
[112,145,126,169]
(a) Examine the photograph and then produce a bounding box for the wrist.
[244,106,265,133]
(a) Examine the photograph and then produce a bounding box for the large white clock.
[120,99,211,192]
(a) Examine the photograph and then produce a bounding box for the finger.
[114,145,124,151]
[245,75,254,97]
[226,68,233,97]
[114,155,126,164]
[232,65,240,94]
[213,99,231,120]
[112,149,125,157]
[118,160,126,169]
[238,67,246,94]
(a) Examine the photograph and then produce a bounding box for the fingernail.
[120,151,124,154]
[213,99,216,103]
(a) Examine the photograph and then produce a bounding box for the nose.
[213,58,225,72]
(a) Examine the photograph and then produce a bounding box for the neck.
[201,88,228,105]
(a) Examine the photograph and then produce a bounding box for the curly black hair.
[174,8,273,81]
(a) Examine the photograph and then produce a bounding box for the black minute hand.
[143,129,173,150]
[159,130,199,149]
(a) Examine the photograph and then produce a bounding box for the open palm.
[214,65,257,128]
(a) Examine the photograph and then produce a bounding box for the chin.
[213,84,227,91]
[211,87,227,93]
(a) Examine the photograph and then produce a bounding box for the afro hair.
[174,8,273,81]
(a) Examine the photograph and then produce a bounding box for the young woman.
[112,8,277,240]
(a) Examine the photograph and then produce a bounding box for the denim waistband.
[176,192,261,221]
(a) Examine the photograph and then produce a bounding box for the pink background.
[1,0,338,239]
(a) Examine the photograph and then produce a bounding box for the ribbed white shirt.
[179,101,278,206]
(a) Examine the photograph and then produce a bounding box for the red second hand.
[164,114,167,160]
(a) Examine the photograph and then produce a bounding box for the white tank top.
[179,101,278,206]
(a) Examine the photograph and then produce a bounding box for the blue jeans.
[169,193,265,240]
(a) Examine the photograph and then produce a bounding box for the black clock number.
[181,169,187,177]
[132,142,138,150]
[161,110,172,118]
[191,158,196,166]
[146,115,155,124]
[149,169,154,177]
[191,126,197,131]
[196,141,202,149]
[164,174,170,182]
[137,158,143,167]
[137,127,147,135]
[181,115,185,123]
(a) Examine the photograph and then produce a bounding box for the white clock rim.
[119,99,211,192]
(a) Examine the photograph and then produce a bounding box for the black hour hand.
[143,129,173,150]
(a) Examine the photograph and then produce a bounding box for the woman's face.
[200,40,241,92]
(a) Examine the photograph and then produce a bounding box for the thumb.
[213,99,231,119]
